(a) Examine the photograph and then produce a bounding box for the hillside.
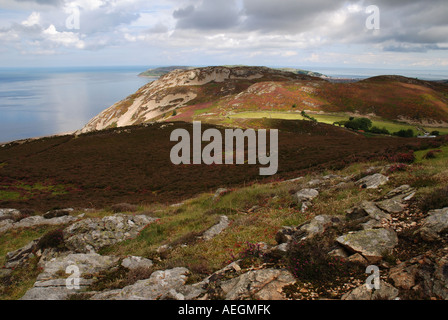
[0,120,419,211]
[2,130,448,301]
[138,66,194,77]
[81,66,448,134]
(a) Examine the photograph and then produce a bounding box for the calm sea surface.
[1,66,447,143]
[0,66,155,143]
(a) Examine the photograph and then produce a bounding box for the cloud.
[173,0,241,31]
[15,0,64,6]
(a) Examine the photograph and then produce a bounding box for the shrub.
[287,239,350,283]
[388,151,415,163]
[370,126,390,135]
[344,117,372,132]
[393,129,414,138]
[418,185,448,212]
[423,149,442,159]
[431,131,440,137]
[388,163,409,173]
[37,229,65,251]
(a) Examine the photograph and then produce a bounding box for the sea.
[0,66,156,143]
[0,66,447,143]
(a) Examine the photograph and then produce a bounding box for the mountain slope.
[80,66,322,133]
[81,67,448,133]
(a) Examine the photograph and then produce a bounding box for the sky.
[0,0,447,69]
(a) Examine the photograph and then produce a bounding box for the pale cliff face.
[79,66,308,133]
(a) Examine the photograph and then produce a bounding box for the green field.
[229,111,448,135]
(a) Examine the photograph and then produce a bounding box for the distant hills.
[81,66,448,133]
[138,66,195,77]
[138,66,326,79]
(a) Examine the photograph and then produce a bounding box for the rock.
[90,267,190,300]
[121,256,153,270]
[0,219,14,234]
[275,226,296,244]
[43,208,74,219]
[213,188,229,200]
[361,219,383,230]
[322,174,340,180]
[5,239,39,269]
[387,251,448,299]
[0,208,21,221]
[21,253,120,300]
[336,228,398,264]
[298,215,344,239]
[342,281,399,300]
[360,201,391,221]
[269,243,289,256]
[0,208,21,217]
[432,254,448,299]
[389,262,419,290]
[376,199,405,214]
[307,179,322,187]
[347,253,369,266]
[202,216,230,241]
[219,269,296,300]
[356,174,389,189]
[328,248,349,259]
[14,215,78,228]
[385,185,415,200]
[63,214,157,253]
[293,189,319,204]
[418,207,448,241]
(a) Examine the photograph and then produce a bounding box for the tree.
[344,117,372,131]
[393,129,414,138]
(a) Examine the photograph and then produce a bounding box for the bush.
[344,117,372,132]
[388,151,415,164]
[37,229,65,251]
[431,131,440,137]
[423,149,442,159]
[419,186,448,212]
[287,238,351,283]
[388,163,409,173]
[393,129,414,138]
[370,126,390,135]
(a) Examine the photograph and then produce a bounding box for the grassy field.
[228,111,447,135]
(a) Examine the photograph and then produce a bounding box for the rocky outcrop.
[276,214,344,244]
[218,269,296,300]
[342,281,399,300]
[293,188,319,212]
[356,173,389,189]
[0,214,78,235]
[336,228,399,264]
[90,267,191,300]
[21,253,120,300]
[121,256,153,270]
[418,207,448,241]
[201,216,230,241]
[63,214,157,253]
